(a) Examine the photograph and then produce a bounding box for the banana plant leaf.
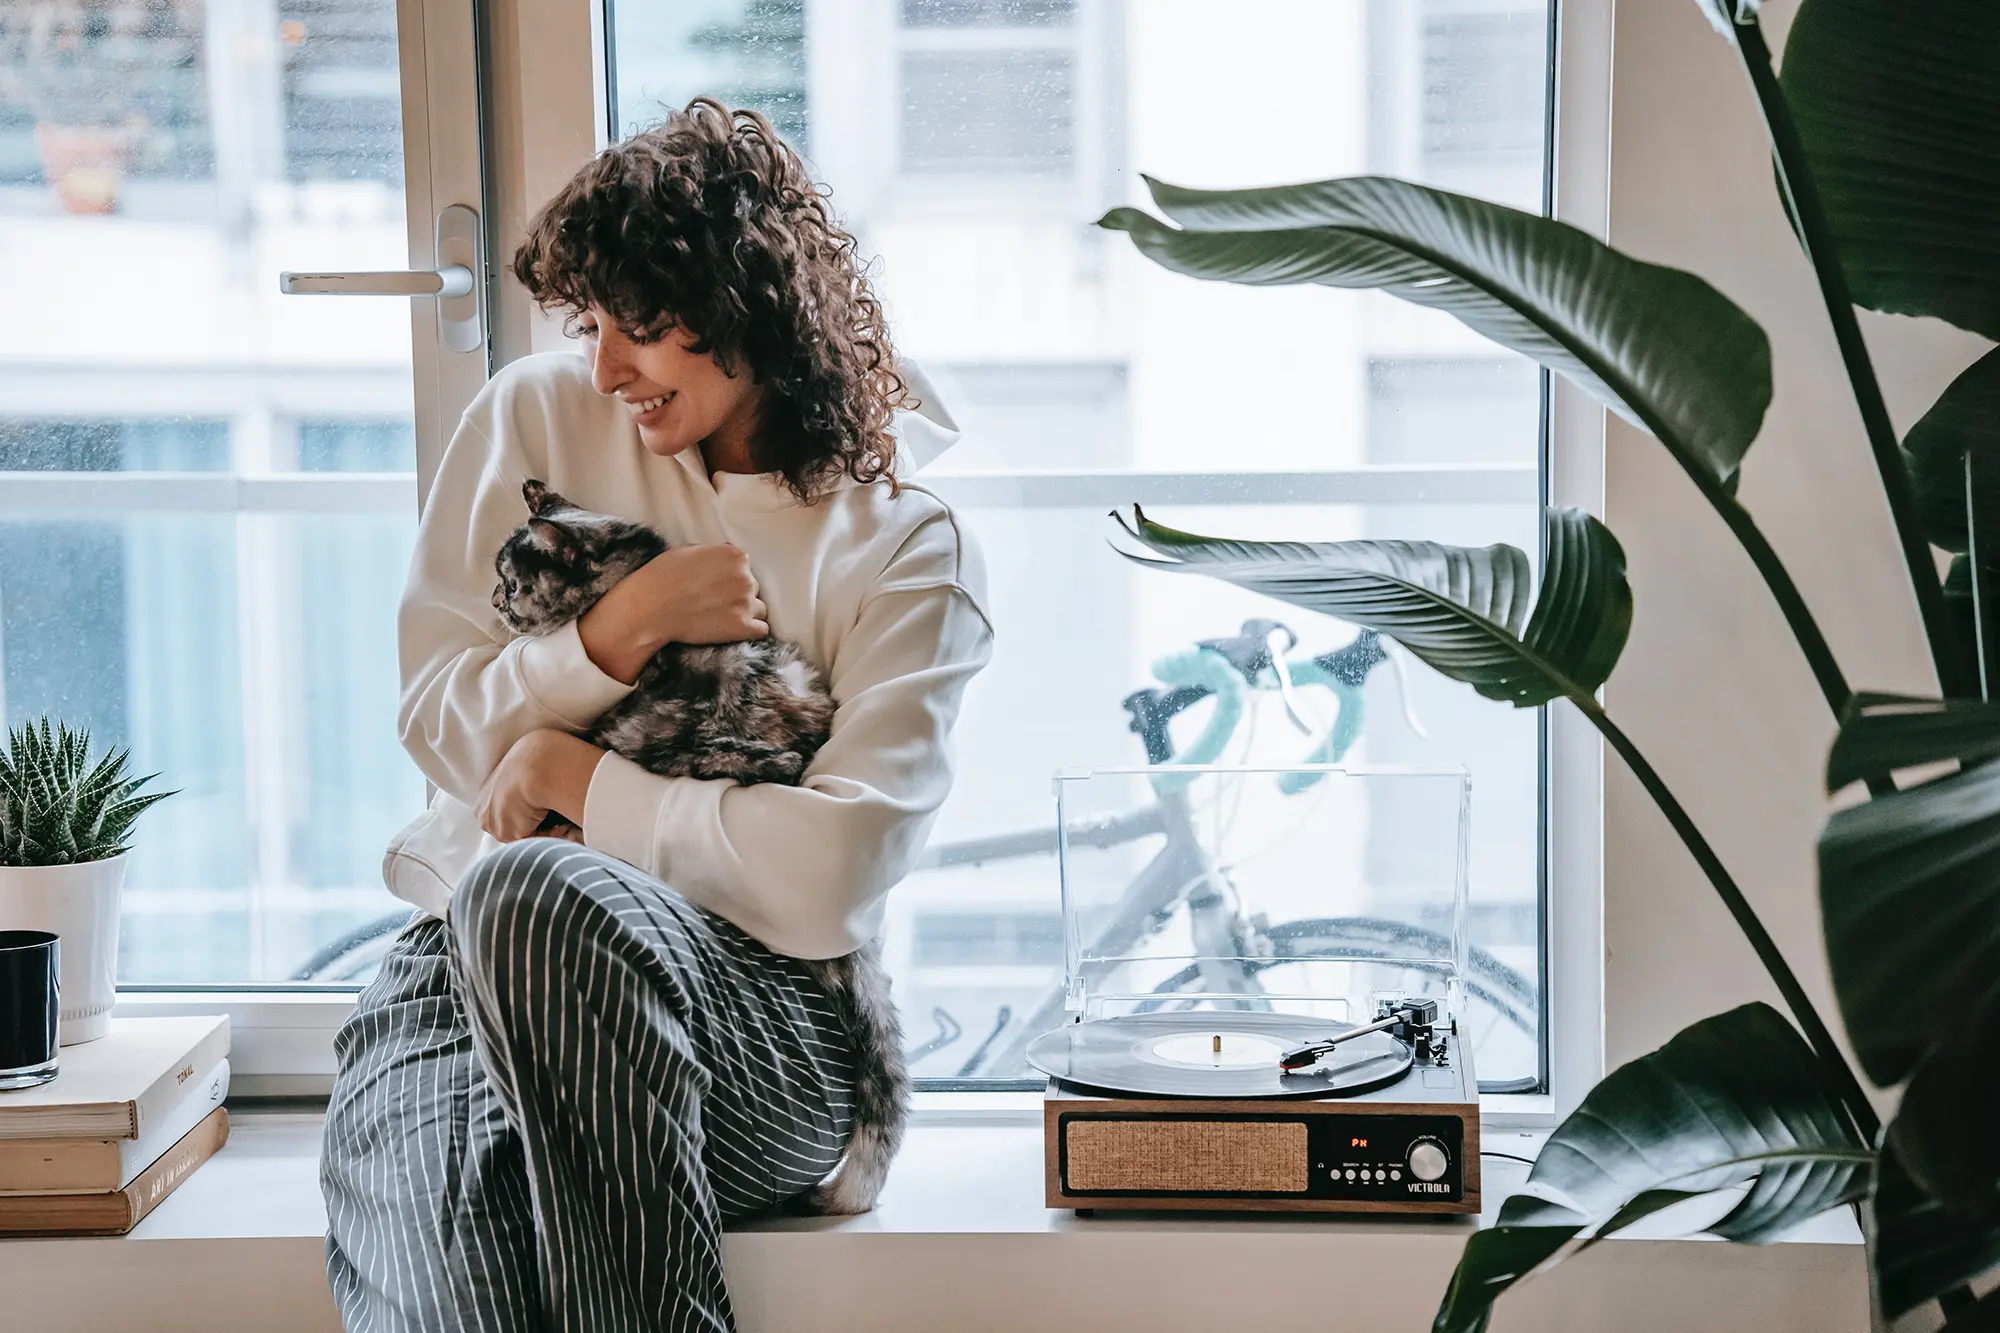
[1944,1289,2000,1332]
[1779,0,2000,339]
[1100,174,1770,493]
[1433,1201,1580,1333]
[1819,709,2000,1086]
[1825,693,2000,793]
[1433,1004,1873,1333]
[1109,505,1630,708]
[1905,348,2000,558]
[1873,1148,2000,1318]
[1887,988,2000,1214]
[1824,695,2000,1218]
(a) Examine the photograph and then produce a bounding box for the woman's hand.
[578,544,768,684]
[475,729,607,842]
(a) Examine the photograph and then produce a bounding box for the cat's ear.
[525,517,571,556]
[522,479,570,514]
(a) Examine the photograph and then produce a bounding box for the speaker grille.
[1063,1119,1309,1193]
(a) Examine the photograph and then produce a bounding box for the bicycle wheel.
[288,909,418,982]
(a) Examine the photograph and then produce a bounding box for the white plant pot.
[0,854,126,1045]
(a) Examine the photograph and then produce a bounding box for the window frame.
[121,0,1612,1128]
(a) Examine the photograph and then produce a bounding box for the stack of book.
[0,1015,231,1235]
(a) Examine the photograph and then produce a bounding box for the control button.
[1391,1170,1403,1181]
[1408,1141,1449,1182]
[1344,1169,1357,1180]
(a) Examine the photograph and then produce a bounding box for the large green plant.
[1101,0,2000,1326]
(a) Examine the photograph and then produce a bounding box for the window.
[894,0,1081,178]
[1367,0,1548,212]
[612,0,1555,1090]
[0,0,481,986]
[898,50,1074,176]
[1420,11,1547,169]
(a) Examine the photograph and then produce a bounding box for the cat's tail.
[794,944,909,1215]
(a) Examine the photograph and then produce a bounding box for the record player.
[1027,764,1480,1215]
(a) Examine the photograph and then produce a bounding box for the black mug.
[0,930,59,1090]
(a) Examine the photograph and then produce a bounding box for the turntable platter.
[1026,1011,1413,1099]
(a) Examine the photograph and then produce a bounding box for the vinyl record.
[1026,1011,1413,1099]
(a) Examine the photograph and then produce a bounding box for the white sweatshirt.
[381,351,993,959]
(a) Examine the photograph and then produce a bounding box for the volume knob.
[1408,1141,1450,1182]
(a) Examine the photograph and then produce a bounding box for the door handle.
[279,267,474,297]
[278,203,485,353]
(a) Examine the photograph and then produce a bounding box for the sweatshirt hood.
[895,357,961,472]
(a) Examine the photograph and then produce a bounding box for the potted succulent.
[0,719,171,1045]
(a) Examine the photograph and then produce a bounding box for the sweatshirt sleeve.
[582,542,994,959]
[396,398,637,805]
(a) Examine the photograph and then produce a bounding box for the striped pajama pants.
[320,838,857,1333]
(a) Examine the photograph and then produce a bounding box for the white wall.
[1600,0,1989,1071]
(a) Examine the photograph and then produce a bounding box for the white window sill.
[112,996,1566,1119]
[0,1109,1866,1333]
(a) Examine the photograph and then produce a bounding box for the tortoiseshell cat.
[493,479,907,1215]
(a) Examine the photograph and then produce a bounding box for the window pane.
[613,0,1552,1086]
[0,3,423,985]
[613,2,808,143]
[0,418,233,472]
[1422,12,1546,169]
[282,0,405,184]
[899,52,1075,175]
[900,0,1076,28]
[298,419,417,471]
[0,504,418,984]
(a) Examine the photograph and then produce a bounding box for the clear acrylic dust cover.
[1052,764,1471,1030]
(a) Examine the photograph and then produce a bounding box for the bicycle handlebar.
[1120,626,1390,768]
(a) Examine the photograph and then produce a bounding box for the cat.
[493,478,907,1215]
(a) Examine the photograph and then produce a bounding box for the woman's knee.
[448,838,587,986]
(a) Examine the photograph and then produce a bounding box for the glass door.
[0,0,485,984]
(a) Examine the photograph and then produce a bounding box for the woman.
[320,99,992,1333]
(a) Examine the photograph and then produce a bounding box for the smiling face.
[577,306,768,469]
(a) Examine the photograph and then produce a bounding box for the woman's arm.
[582,573,993,959]
[396,398,640,803]
[403,366,777,811]
[578,543,769,683]
[465,547,806,839]
[473,728,605,840]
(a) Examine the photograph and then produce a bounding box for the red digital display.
[1350,1138,1368,1148]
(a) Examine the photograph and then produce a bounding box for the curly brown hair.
[511,98,906,502]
